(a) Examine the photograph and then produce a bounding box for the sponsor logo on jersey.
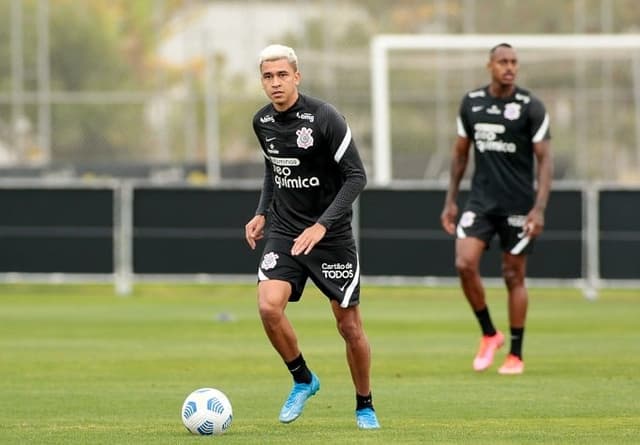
[321,262,355,279]
[468,90,485,98]
[486,105,501,115]
[260,114,275,123]
[296,112,315,122]
[271,160,320,189]
[296,127,314,149]
[270,157,300,166]
[474,122,506,140]
[504,102,521,120]
[261,252,279,270]
[515,93,531,104]
[473,123,516,153]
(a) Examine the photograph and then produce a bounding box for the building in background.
[1,0,639,184]
[157,1,369,84]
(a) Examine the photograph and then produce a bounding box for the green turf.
[0,283,638,444]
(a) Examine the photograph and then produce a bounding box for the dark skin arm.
[525,139,553,237]
[441,136,553,238]
[441,135,472,235]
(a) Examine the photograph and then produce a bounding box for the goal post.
[370,33,640,185]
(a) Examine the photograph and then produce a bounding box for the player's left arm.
[527,99,553,237]
[291,104,366,256]
[527,139,553,237]
[316,104,366,230]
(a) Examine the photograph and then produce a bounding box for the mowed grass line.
[0,284,638,444]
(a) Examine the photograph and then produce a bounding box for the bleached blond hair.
[258,44,298,71]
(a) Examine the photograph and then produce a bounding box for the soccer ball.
[181,387,233,436]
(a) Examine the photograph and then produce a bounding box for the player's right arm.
[245,214,265,250]
[441,98,473,235]
[245,154,274,250]
[441,135,471,235]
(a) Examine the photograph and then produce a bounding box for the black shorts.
[456,210,535,255]
[257,237,361,307]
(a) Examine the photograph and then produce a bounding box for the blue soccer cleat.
[355,407,380,429]
[278,373,320,423]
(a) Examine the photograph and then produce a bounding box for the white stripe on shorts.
[510,236,531,255]
[339,253,360,308]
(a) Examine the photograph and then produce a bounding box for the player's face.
[488,46,518,87]
[260,58,300,111]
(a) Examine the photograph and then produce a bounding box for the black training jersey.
[252,94,366,242]
[457,85,551,215]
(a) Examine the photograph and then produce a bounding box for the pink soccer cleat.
[498,354,525,375]
[472,331,505,371]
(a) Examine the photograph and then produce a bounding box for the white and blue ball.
[181,387,233,436]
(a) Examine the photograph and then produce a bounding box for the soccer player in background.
[244,44,380,429]
[440,43,553,375]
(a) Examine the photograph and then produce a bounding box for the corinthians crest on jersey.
[504,102,521,120]
[296,127,314,149]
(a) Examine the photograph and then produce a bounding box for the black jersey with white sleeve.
[252,94,366,242]
[457,85,551,215]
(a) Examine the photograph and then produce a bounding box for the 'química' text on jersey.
[457,85,551,214]
[252,94,366,242]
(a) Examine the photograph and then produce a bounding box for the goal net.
[370,34,640,185]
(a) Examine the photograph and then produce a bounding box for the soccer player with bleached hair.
[441,43,553,375]
[244,44,380,429]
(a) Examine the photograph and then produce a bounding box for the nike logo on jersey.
[472,106,484,112]
[266,137,276,142]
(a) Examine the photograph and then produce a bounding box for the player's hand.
[292,223,327,256]
[245,214,266,250]
[441,202,458,236]
[524,208,545,238]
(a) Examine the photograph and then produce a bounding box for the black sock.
[356,392,374,411]
[285,353,312,384]
[509,327,525,359]
[474,306,497,336]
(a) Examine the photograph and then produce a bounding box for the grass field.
[0,283,638,444]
